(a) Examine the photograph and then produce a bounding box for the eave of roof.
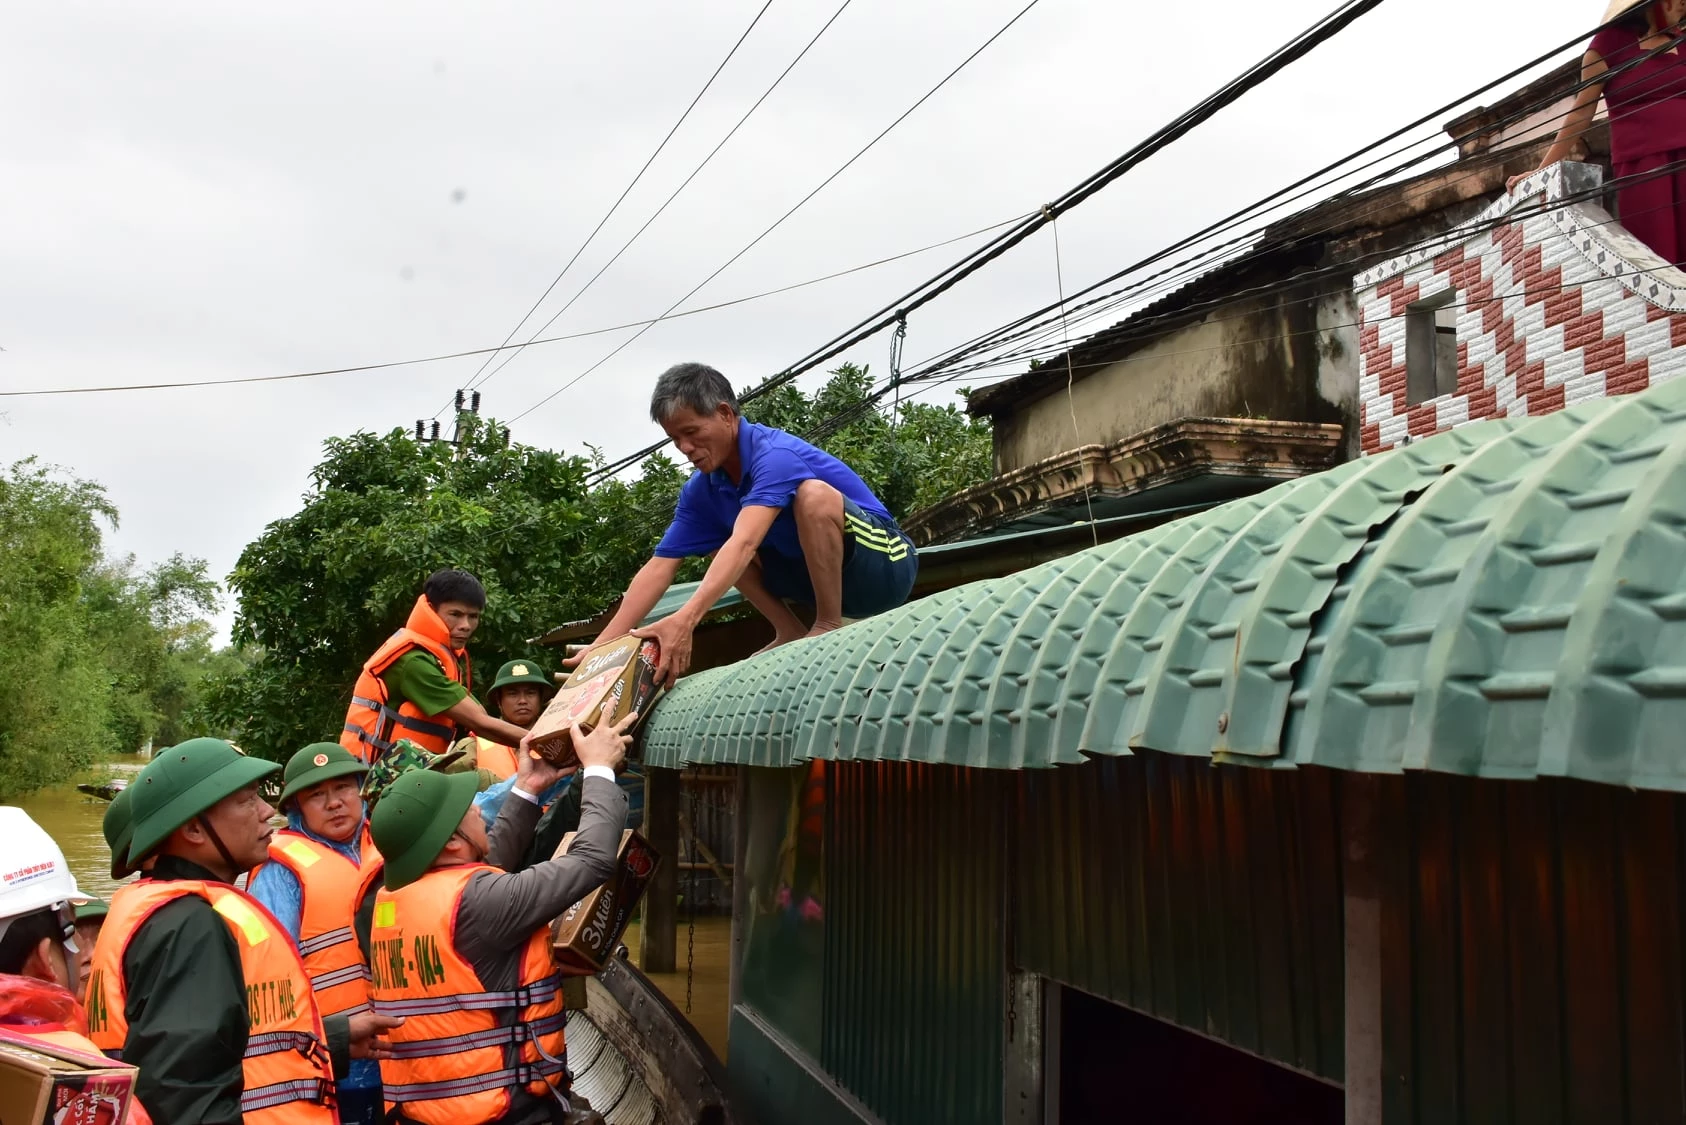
[641,378,1686,794]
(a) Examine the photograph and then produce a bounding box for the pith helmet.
[102,786,139,880]
[370,768,480,890]
[279,743,369,807]
[127,738,278,863]
[360,739,468,808]
[486,659,555,708]
[75,898,109,924]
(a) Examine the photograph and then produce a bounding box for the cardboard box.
[551,829,661,975]
[0,1028,137,1125]
[528,635,662,768]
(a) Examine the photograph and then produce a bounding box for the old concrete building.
[908,60,1616,546]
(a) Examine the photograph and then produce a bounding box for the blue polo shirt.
[654,421,893,564]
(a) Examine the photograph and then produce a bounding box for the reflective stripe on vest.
[339,596,470,763]
[369,864,566,1125]
[472,737,520,783]
[86,879,336,1125]
[265,829,384,1021]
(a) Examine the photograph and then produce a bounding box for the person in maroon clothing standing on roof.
[1517,0,1686,262]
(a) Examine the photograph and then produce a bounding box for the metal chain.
[684,781,698,1015]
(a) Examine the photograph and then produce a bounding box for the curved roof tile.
[639,379,1686,790]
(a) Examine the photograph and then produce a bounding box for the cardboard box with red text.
[550,828,661,975]
[528,635,662,768]
[0,1028,137,1125]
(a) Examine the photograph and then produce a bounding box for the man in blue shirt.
[586,363,917,685]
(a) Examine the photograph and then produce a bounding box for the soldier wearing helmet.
[85,738,402,1124]
[367,705,635,1125]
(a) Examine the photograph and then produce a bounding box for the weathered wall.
[993,286,1358,474]
[1357,161,1686,454]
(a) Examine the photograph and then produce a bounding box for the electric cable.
[467,0,859,395]
[581,0,1393,479]
[434,0,777,418]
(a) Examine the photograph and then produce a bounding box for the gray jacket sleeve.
[455,777,630,965]
[485,787,543,871]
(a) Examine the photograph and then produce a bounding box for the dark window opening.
[1057,986,1343,1125]
[1406,290,1460,406]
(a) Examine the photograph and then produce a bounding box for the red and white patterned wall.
[1356,162,1686,455]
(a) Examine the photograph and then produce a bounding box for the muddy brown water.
[15,756,150,902]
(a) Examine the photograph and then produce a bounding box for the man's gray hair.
[650,363,740,423]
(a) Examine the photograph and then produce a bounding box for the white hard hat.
[0,808,86,925]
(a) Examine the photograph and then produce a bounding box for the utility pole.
[415,390,510,453]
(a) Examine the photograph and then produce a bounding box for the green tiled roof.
[642,379,1686,790]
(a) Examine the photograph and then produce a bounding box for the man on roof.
[583,363,918,685]
[452,658,556,785]
[342,569,533,765]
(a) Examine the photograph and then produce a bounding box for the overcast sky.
[3,0,1597,639]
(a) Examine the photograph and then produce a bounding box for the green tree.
[0,462,224,798]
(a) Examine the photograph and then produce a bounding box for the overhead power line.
[467,0,859,396]
[0,214,1025,399]
[583,0,1390,481]
[434,0,777,419]
[506,0,1055,426]
[681,11,1670,459]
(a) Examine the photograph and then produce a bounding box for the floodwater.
[624,916,732,1062]
[15,756,149,901]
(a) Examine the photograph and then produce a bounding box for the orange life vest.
[86,879,338,1124]
[341,597,471,762]
[368,865,566,1125]
[472,736,521,783]
[262,828,384,1019]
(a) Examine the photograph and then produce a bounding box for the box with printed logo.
[528,635,662,768]
[0,1028,137,1125]
[550,828,661,975]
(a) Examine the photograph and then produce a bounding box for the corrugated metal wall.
[1381,774,1686,1125]
[1015,753,1346,1083]
[822,762,1007,1125]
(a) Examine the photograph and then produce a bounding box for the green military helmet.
[279,743,370,807]
[486,659,556,710]
[127,738,279,864]
[370,767,481,890]
[102,786,139,880]
[75,897,109,924]
[360,739,468,808]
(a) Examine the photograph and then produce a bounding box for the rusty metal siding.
[1015,753,1346,1082]
[821,762,1005,1125]
[1380,774,1686,1125]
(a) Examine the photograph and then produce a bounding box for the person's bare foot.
[754,631,805,656]
[805,619,843,639]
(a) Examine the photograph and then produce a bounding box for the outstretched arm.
[583,555,684,654]
[1510,49,1607,189]
[635,505,781,685]
[443,695,532,747]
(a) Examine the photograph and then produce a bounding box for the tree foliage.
[0,460,223,798]
[212,368,990,761]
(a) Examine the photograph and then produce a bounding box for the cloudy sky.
[3,0,1597,638]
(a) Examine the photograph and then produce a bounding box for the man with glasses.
[367,706,635,1125]
[0,808,100,1054]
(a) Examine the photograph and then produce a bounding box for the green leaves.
[0,461,223,798]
